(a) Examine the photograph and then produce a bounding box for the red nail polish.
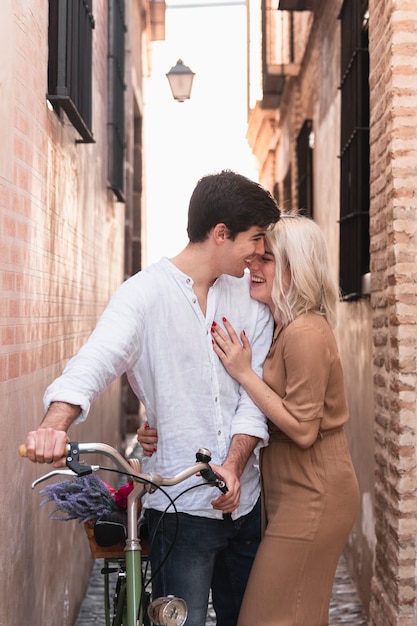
[144,422,149,430]
[153,447,157,452]
[212,321,216,326]
[211,327,215,333]
[222,317,227,322]
[243,329,246,336]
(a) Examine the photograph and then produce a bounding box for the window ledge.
[47,95,95,144]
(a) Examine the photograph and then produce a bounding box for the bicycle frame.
[125,481,147,625]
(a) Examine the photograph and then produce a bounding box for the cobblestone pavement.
[75,553,368,625]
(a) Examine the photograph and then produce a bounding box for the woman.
[210,215,360,626]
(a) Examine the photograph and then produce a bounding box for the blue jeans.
[145,499,261,626]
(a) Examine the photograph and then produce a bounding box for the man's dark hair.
[187,170,280,242]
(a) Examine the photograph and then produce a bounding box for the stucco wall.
[336,302,376,611]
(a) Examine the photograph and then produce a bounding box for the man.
[25,170,280,625]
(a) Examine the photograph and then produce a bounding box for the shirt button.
[186,278,191,283]
[192,298,197,304]
[218,430,221,436]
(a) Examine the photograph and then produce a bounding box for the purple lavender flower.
[39,474,119,523]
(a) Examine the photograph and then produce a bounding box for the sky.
[143,0,259,265]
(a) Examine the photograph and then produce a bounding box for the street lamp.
[166,59,195,102]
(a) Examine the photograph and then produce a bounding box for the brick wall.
[0,1,148,624]
[246,0,417,618]
[369,0,417,624]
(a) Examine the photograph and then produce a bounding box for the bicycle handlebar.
[19,441,228,493]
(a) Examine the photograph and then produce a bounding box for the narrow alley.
[75,554,368,625]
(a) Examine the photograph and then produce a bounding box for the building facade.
[246,0,417,623]
[0,1,163,623]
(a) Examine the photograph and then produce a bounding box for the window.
[47,0,95,143]
[339,0,370,299]
[297,119,314,217]
[108,0,126,201]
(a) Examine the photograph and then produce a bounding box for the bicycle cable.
[143,481,218,589]
[95,465,222,591]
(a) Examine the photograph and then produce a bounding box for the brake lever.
[32,468,75,489]
[66,441,93,476]
[31,465,100,489]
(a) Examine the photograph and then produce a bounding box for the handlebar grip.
[18,442,70,459]
[195,449,228,493]
[200,466,229,494]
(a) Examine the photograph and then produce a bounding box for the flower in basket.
[39,474,133,523]
[113,481,134,509]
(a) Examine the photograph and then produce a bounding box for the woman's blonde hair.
[265,215,339,327]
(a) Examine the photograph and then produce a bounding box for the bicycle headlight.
[147,595,188,626]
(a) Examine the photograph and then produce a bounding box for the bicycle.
[19,441,227,626]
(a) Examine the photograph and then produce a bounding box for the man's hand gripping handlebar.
[195,448,228,494]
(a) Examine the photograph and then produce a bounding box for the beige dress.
[237,313,360,626]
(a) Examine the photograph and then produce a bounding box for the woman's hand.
[136,421,158,457]
[211,317,253,384]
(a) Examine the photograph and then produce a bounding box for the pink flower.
[114,481,134,509]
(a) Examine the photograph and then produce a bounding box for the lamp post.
[166,59,195,102]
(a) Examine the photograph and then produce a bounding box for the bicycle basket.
[84,519,125,559]
[84,515,150,559]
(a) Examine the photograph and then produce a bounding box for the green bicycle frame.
[125,482,148,626]
[125,548,142,624]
